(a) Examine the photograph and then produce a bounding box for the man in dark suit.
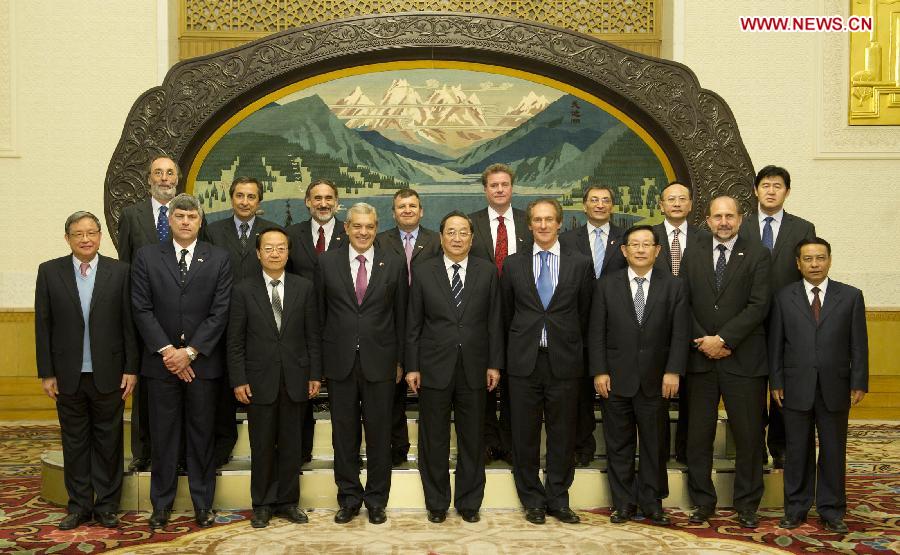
[559,185,628,467]
[590,225,690,526]
[36,211,139,530]
[652,181,709,463]
[315,202,407,525]
[405,211,503,524]
[739,165,816,469]
[502,198,594,525]
[227,227,322,528]
[131,193,232,528]
[769,237,868,534]
[206,176,279,468]
[679,195,771,528]
[375,188,442,467]
[286,178,347,463]
[468,163,533,464]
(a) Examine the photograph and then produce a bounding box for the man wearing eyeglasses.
[227,227,321,528]
[405,211,503,524]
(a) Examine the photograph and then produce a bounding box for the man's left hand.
[851,390,866,406]
[163,348,192,373]
[308,381,321,398]
[120,374,137,400]
[396,364,403,384]
[662,373,679,398]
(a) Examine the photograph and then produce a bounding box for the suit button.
[458,324,463,329]
[714,305,718,310]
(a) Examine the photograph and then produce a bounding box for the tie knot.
[764,216,774,224]
[538,250,550,263]
[356,254,366,264]
[79,262,90,277]
[181,249,189,256]
[497,215,504,224]
[634,276,646,285]
[812,286,820,295]
[270,279,281,287]
[672,228,679,236]
[595,228,603,238]
[452,263,461,271]
[240,222,249,231]
[716,244,727,253]
[159,205,167,215]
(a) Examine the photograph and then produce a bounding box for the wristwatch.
[185,347,198,361]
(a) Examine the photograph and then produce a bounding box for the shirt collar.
[151,197,169,216]
[444,255,467,270]
[803,277,829,296]
[349,245,374,263]
[72,254,99,272]
[400,227,420,241]
[758,207,784,224]
[627,266,653,283]
[313,217,336,235]
[234,215,255,233]
[173,239,198,256]
[713,235,739,252]
[263,271,286,285]
[533,240,561,257]
[488,205,512,222]
[586,221,610,236]
[663,219,687,236]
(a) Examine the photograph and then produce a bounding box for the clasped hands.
[694,335,732,360]
[161,346,195,382]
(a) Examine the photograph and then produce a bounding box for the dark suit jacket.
[131,241,232,379]
[589,268,690,397]
[285,218,347,281]
[405,256,504,390]
[651,222,708,275]
[375,226,442,272]
[315,245,408,382]
[35,255,139,395]
[768,280,868,412]
[679,236,771,377]
[205,216,280,284]
[501,246,594,379]
[558,223,627,278]
[227,273,322,404]
[739,211,816,292]
[468,207,533,263]
[116,198,209,263]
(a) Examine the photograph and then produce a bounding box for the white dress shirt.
[586,221,610,261]
[627,267,653,298]
[151,197,171,225]
[444,255,467,286]
[758,206,784,243]
[173,239,198,270]
[663,220,688,258]
[803,277,828,307]
[711,235,739,270]
[265,271,286,304]
[313,217,336,249]
[349,245,374,288]
[488,205,518,256]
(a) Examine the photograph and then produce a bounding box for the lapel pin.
[379,262,384,267]
[417,245,423,249]
[197,258,204,263]
[737,252,744,256]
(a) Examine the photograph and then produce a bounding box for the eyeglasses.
[444,230,471,239]
[587,197,613,205]
[626,242,656,249]
[152,169,177,178]
[68,231,100,240]
[262,246,288,255]
[663,196,689,203]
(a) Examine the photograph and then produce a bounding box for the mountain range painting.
[193,68,670,231]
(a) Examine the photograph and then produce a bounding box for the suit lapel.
[224,219,247,259]
[432,260,457,315]
[251,277,280,335]
[744,215,761,245]
[817,281,842,327]
[183,243,210,289]
[789,282,816,326]
[474,210,493,258]
[458,260,480,318]
[772,213,794,260]
[576,225,591,257]
[655,225,673,271]
[279,276,299,332]
[328,219,346,250]
[298,220,318,261]
[641,272,663,323]
[547,252,572,308]
[138,201,161,245]
[411,229,431,262]
[159,243,182,286]
[716,238,748,298]
[89,257,112,312]
[618,272,640,326]
[57,258,83,314]
[602,226,622,272]
[360,250,385,306]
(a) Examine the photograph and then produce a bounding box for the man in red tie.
[468,163,533,463]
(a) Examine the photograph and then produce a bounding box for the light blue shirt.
[532,241,561,347]
[234,215,256,237]
[73,255,98,373]
[400,226,419,246]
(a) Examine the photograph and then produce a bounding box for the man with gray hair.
[315,202,408,525]
[131,193,232,528]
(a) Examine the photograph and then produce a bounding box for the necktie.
[494,215,508,275]
[239,222,249,251]
[450,263,463,309]
[537,250,553,309]
[593,228,605,278]
[404,233,414,285]
[315,226,326,255]
[762,216,774,252]
[634,276,647,325]
[715,244,727,291]
[670,228,682,276]
[270,279,283,331]
[79,262,90,278]
[811,286,821,323]
[178,248,189,285]
[354,254,367,305]
[157,205,169,242]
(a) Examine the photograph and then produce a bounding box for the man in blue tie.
[501,198,594,525]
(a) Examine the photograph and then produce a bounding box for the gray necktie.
[239,222,249,251]
[270,279,282,331]
[634,276,647,325]
[450,263,463,310]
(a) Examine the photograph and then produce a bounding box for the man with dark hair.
[502,198,594,525]
[739,165,816,469]
[405,210,503,524]
[286,178,347,464]
[375,188,442,467]
[468,163,533,464]
[679,195,771,528]
[227,227,322,528]
[559,184,627,467]
[205,176,279,468]
[770,238,868,534]
[36,211,139,530]
[590,224,689,526]
[131,193,232,528]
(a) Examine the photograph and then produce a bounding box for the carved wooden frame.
[105,12,754,245]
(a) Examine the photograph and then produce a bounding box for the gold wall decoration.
[179,0,661,60]
[849,0,900,125]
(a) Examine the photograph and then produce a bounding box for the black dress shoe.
[215,455,232,469]
[772,455,785,469]
[820,517,849,534]
[500,450,514,465]
[59,512,91,530]
[689,506,714,524]
[458,509,480,523]
[148,509,171,528]
[647,511,671,526]
[94,511,120,528]
[779,515,806,529]
[277,505,308,524]
[392,450,408,467]
[334,506,360,524]
[610,507,635,524]
[129,457,151,472]
[251,507,272,528]
[574,453,593,467]
[484,447,495,463]
[548,507,580,524]
[736,511,759,528]
[368,506,387,524]
[176,461,187,475]
[302,453,313,464]
[195,509,215,527]
[427,510,447,523]
[524,507,546,524]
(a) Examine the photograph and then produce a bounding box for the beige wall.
[0,1,897,307]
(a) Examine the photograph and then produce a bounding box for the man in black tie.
[769,238,868,533]
[228,227,322,528]
[315,203,407,525]
[468,163,533,464]
[131,193,232,528]
[559,185,627,467]
[405,211,504,524]
[36,211,139,530]
[739,165,816,469]
[502,198,594,525]
[286,178,347,463]
[206,176,279,468]
[678,195,771,528]
[591,225,690,526]
[375,188,442,467]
